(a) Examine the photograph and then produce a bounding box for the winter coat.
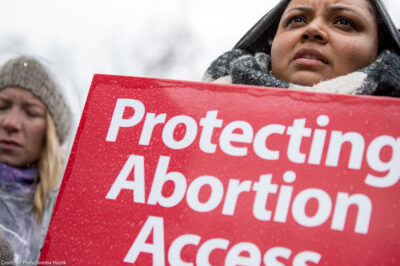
[203,0,400,97]
[0,163,58,265]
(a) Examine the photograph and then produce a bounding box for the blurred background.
[1,0,399,107]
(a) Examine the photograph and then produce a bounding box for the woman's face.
[0,87,47,168]
[271,0,378,86]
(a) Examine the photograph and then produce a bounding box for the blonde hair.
[34,112,65,221]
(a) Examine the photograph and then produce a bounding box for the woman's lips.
[0,140,21,150]
[293,48,328,66]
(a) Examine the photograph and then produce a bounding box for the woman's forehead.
[286,0,373,12]
[0,87,45,107]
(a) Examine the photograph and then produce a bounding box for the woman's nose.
[301,21,328,44]
[1,108,22,132]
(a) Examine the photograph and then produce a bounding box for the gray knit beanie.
[0,230,14,265]
[0,56,71,144]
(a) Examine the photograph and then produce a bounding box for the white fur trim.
[288,72,367,94]
[214,75,233,84]
[202,72,233,84]
[201,72,214,82]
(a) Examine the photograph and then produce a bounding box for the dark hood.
[234,0,400,55]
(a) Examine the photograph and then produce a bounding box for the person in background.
[0,55,72,263]
[203,0,400,97]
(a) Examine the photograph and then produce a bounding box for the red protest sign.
[40,75,400,265]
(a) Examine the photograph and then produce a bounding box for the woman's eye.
[27,112,38,117]
[0,101,10,111]
[334,18,356,30]
[286,16,307,28]
[336,19,350,25]
[25,109,44,118]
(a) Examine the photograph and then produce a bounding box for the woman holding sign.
[0,56,73,263]
[203,0,400,97]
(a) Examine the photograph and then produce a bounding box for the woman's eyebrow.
[328,6,359,15]
[286,6,311,13]
[286,6,361,15]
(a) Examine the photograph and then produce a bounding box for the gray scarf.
[204,49,400,97]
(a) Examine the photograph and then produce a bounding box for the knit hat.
[0,56,71,144]
[234,0,400,55]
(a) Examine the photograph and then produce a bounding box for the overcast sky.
[0,0,399,106]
